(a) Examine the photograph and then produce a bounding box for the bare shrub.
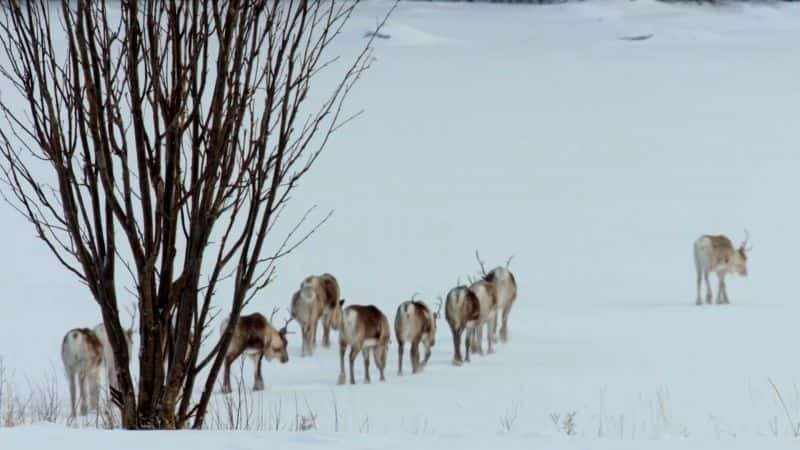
[500,401,519,433]
[550,411,577,436]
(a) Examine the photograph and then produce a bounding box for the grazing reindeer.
[292,273,344,354]
[61,328,103,417]
[444,285,481,366]
[338,305,390,385]
[694,231,751,305]
[221,309,292,393]
[92,307,136,393]
[394,296,442,375]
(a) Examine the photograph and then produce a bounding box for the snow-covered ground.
[2,0,800,447]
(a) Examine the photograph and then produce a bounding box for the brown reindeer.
[444,285,481,366]
[61,328,104,417]
[292,273,344,354]
[394,296,441,375]
[337,305,390,385]
[221,309,292,393]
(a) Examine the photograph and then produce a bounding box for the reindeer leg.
[696,267,703,306]
[450,323,463,366]
[465,329,473,363]
[397,342,404,375]
[715,273,724,305]
[337,341,347,385]
[322,315,331,348]
[362,348,372,384]
[222,347,245,394]
[704,272,712,304]
[78,371,88,416]
[411,341,420,374]
[253,353,264,391]
[302,323,312,357]
[375,347,386,382]
[487,312,497,354]
[310,316,319,354]
[500,305,512,342]
[89,367,100,413]
[348,346,359,385]
[67,369,77,418]
[473,322,484,356]
[720,275,730,304]
[422,342,432,368]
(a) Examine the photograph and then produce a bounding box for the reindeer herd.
[60,231,751,418]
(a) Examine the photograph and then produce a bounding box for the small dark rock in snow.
[619,34,654,42]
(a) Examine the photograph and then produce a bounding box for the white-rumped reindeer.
[221,308,292,393]
[394,295,442,375]
[291,273,345,356]
[61,309,135,418]
[444,285,481,366]
[338,304,390,385]
[694,231,751,305]
[477,253,518,342]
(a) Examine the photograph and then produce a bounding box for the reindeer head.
[327,299,346,330]
[734,230,752,276]
[266,309,292,363]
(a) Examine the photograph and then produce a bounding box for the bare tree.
[0,0,391,429]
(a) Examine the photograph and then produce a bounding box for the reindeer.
[221,309,292,393]
[61,328,103,417]
[444,285,481,366]
[483,261,517,342]
[694,231,751,305]
[394,295,442,375]
[337,304,390,385]
[292,273,344,355]
[468,278,498,355]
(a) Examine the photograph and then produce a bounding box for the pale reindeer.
[221,309,292,393]
[694,231,751,305]
[394,296,442,375]
[337,304,390,385]
[444,285,481,366]
[477,253,518,342]
[61,310,135,418]
[291,273,344,356]
[468,278,498,355]
[61,328,103,417]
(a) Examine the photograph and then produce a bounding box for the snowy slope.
[2,0,800,447]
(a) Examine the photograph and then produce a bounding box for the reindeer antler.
[410,292,420,301]
[280,309,295,335]
[433,296,443,319]
[505,255,515,268]
[269,306,280,324]
[742,229,752,251]
[475,250,487,276]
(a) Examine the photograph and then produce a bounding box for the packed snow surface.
[1,0,800,448]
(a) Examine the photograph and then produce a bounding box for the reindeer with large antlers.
[694,230,752,305]
[394,295,442,375]
[220,308,293,393]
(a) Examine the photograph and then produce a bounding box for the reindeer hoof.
[337,374,346,385]
[253,382,264,392]
[452,359,462,366]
